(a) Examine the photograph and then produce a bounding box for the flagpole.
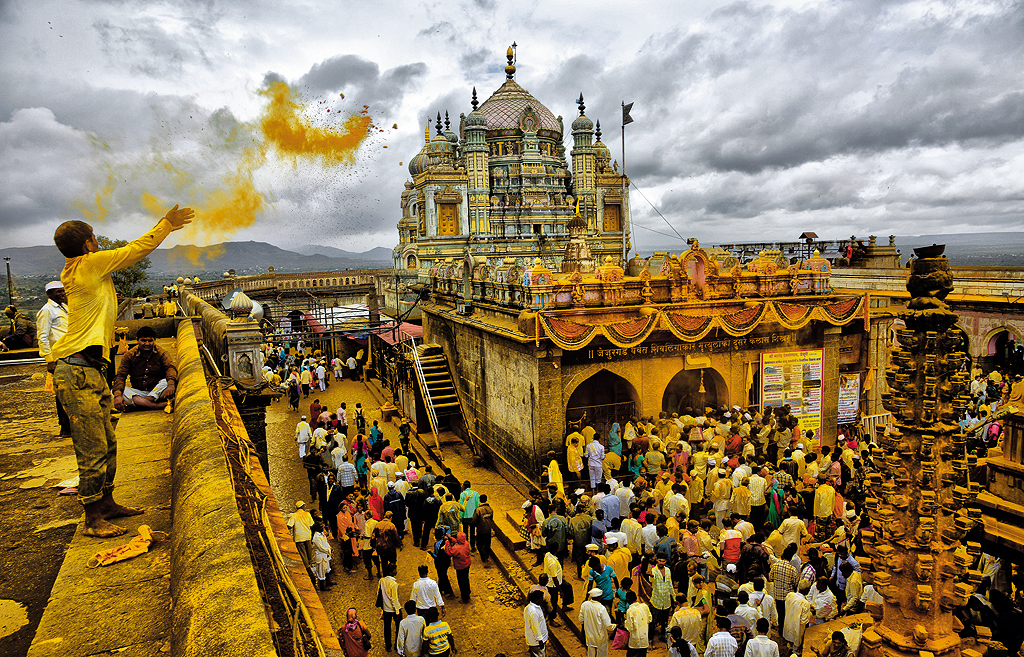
[621,101,631,266]
[621,102,627,266]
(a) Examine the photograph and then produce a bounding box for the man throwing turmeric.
[52,204,194,538]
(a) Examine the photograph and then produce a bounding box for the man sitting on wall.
[112,326,177,411]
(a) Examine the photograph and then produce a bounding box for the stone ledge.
[170,319,277,657]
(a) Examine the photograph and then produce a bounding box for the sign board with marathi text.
[838,372,861,424]
[561,333,797,366]
[760,348,824,439]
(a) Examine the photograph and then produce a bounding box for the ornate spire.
[471,87,478,111]
[435,112,443,135]
[444,111,451,130]
[595,120,602,142]
[424,121,430,145]
[577,93,586,116]
[505,45,516,80]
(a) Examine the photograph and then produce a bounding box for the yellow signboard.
[760,348,824,439]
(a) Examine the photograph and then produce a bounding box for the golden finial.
[505,45,516,80]
[424,122,430,145]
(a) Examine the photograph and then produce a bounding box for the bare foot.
[83,518,128,538]
[104,503,145,519]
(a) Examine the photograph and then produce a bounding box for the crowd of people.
[512,397,1024,657]
[257,341,362,411]
[285,393,494,657]
[275,335,1023,657]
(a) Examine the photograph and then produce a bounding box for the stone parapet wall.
[169,319,277,657]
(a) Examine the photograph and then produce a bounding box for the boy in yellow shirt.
[52,205,194,538]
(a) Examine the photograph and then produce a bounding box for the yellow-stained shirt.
[54,220,172,360]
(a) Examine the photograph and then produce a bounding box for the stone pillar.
[866,309,894,417]
[860,247,979,657]
[822,326,842,446]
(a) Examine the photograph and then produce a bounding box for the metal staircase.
[408,339,463,435]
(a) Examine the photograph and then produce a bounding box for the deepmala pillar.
[860,245,982,657]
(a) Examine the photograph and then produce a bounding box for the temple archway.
[983,327,1022,373]
[565,369,639,439]
[662,367,728,416]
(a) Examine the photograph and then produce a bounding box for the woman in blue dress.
[608,422,622,456]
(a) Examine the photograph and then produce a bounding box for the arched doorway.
[565,370,638,439]
[986,328,1022,374]
[662,367,727,416]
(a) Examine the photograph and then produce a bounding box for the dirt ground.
[0,363,82,657]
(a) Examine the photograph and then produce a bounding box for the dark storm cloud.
[607,0,1024,178]
[296,55,428,115]
[93,16,214,78]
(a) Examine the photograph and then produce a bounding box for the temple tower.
[860,245,982,657]
[571,95,596,230]
[463,87,489,234]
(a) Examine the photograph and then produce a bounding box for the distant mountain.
[896,232,1024,267]
[295,244,393,261]
[0,241,394,279]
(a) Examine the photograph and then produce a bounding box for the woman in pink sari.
[337,505,360,572]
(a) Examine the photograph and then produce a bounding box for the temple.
[383,48,892,484]
[386,46,631,321]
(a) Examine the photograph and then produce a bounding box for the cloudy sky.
[2,0,1022,255]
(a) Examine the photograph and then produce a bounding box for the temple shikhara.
[390,46,631,320]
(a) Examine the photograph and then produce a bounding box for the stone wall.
[425,314,547,478]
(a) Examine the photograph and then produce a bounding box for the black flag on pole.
[622,101,634,125]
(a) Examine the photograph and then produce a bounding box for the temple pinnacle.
[471,87,478,111]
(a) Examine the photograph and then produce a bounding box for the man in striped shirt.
[769,544,799,628]
[422,607,456,657]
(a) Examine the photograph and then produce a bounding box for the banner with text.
[838,373,861,424]
[760,348,824,439]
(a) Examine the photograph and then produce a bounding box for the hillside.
[0,241,393,279]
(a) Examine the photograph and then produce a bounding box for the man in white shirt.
[616,483,635,517]
[410,565,445,613]
[525,589,549,657]
[735,591,762,627]
[315,362,327,391]
[625,590,653,655]
[286,500,314,568]
[782,583,813,652]
[36,281,69,436]
[397,601,426,657]
[311,425,329,452]
[744,619,779,657]
[705,616,739,657]
[586,439,606,490]
[379,565,402,651]
[747,470,767,527]
[579,588,616,657]
[295,417,312,458]
[668,600,706,652]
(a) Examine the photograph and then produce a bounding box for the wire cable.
[629,181,686,242]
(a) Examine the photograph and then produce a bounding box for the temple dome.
[408,148,429,176]
[571,114,593,131]
[478,80,562,136]
[465,109,487,128]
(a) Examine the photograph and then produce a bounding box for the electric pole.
[4,257,12,306]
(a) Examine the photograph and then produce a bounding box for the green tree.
[96,235,152,298]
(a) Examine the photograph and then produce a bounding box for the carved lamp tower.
[860,245,982,657]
